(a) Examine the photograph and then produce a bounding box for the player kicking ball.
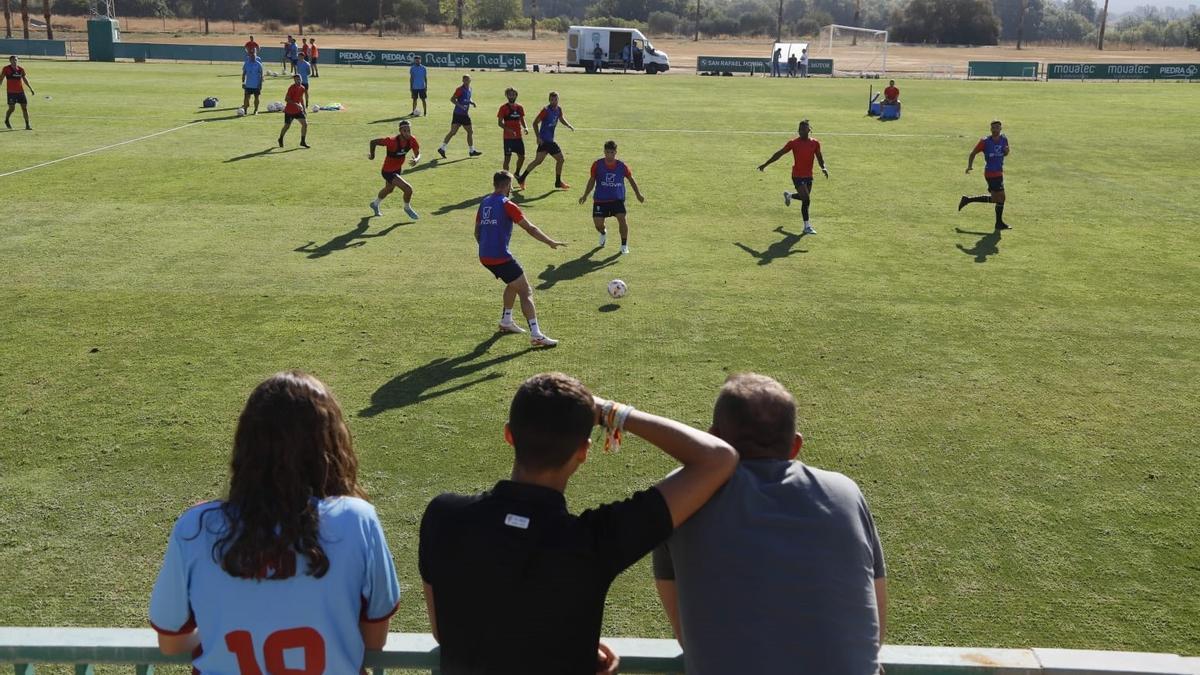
[959,120,1011,231]
[477,171,567,347]
[758,119,827,235]
[277,74,309,148]
[368,120,421,220]
[579,140,645,255]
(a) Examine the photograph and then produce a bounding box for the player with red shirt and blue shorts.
[497,88,529,182]
[758,119,828,235]
[477,170,567,347]
[579,140,645,255]
[368,120,421,220]
[439,75,482,159]
[959,120,1011,230]
[278,74,309,148]
[149,370,402,675]
[517,91,575,191]
[3,56,34,131]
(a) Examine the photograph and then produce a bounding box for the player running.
[758,119,828,235]
[579,140,645,255]
[516,91,575,191]
[477,170,567,347]
[241,48,263,115]
[959,120,1011,231]
[3,56,35,131]
[437,75,481,159]
[368,120,421,221]
[497,88,528,183]
[278,74,309,148]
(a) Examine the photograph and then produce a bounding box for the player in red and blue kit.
[960,120,1011,230]
[439,75,482,159]
[517,91,575,191]
[477,170,567,347]
[150,371,402,675]
[579,140,645,255]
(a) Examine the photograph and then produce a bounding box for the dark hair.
[604,140,617,151]
[509,373,595,471]
[494,170,514,188]
[399,120,411,128]
[712,373,796,460]
[549,91,558,99]
[209,371,365,580]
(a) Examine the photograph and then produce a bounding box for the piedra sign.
[335,49,525,70]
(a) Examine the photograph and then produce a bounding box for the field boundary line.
[0,121,202,179]
[576,127,961,139]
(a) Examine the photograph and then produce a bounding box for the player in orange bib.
[368,120,421,221]
[3,56,35,131]
[758,120,828,235]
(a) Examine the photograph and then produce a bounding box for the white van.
[566,26,670,74]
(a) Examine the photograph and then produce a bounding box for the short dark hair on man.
[604,140,617,151]
[712,373,796,460]
[494,170,514,188]
[509,373,595,471]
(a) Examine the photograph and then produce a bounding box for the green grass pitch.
[1,61,1198,658]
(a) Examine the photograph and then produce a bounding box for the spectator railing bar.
[2,627,1198,674]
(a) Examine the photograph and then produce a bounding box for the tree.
[1189,12,1200,49]
[42,0,51,38]
[20,0,28,39]
[4,0,12,38]
[1067,0,1094,22]
[1096,0,1108,48]
[471,0,518,28]
[891,0,999,44]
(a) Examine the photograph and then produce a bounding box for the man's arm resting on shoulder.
[654,579,683,643]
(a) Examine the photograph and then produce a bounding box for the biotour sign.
[1047,63,1199,80]
[335,49,525,70]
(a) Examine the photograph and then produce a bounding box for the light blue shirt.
[410,63,428,90]
[296,59,311,85]
[242,57,263,89]
[150,497,402,675]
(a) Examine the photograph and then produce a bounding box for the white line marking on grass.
[0,121,202,179]
[576,127,961,139]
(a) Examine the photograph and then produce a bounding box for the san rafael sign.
[698,55,833,75]
[1046,63,1200,80]
[335,49,525,70]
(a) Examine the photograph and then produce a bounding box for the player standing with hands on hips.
[959,120,1011,231]
[368,120,421,220]
[579,140,645,255]
[759,120,827,235]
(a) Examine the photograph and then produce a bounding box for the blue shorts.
[593,200,626,218]
[986,175,1005,192]
[483,259,524,284]
[503,138,525,157]
[7,92,27,105]
[243,86,261,95]
[411,88,427,100]
[792,176,814,192]
[382,169,404,183]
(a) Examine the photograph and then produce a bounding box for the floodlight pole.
[1097,0,1109,49]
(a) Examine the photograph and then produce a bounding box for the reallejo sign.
[335,49,525,70]
[1046,63,1199,80]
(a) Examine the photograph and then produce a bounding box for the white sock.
[502,309,514,323]
[439,143,447,151]
[528,319,541,336]
[804,220,811,227]
[469,146,477,152]
[371,199,380,207]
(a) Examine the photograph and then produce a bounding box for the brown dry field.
[31,16,1200,74]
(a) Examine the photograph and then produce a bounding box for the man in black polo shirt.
[419,372,737,675]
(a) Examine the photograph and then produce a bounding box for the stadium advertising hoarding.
[697,55,833,74]
[967,61,1039,79]
[335,49,525,70]
[0,38,68,57]
[1046,63,1200,80]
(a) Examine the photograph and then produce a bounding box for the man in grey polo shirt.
[652,373,887,674]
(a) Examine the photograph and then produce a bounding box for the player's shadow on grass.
[194,112,248,122]
[370,113,417,124]
[955,228,1001,263]
[512,190,554,205]
[537,247,622,290]
[734,226,808,265]
[434,194,485,215]
[359,333,534,416]
[196,106,240,113]
[294,217,407,259]
[225,147,302,162]
[406,157,470,174]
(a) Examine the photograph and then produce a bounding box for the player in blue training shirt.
[409,55,428,117]
[579,140,645,255]
[295,54,312,110]
[438,74,482,159]
[516,91,575,191]
[240,48,263,115]
[959,120,1012,231]
[149,371,402,674]
[477,170,567,347]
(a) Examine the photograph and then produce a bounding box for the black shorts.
[311,55,319,64]
[592,200,626,218]
[503,138,525,157]
[243,86,261,95]
[301,83,309,91]
[483,259,524,284]
[792,176,814,192]
[452,112,472,127]
[7,92,27,105]
[986,175,1005,192]
[382,169,404,183]
[536,141,562,156]
[411,88,427,100]
[285,111,306,122]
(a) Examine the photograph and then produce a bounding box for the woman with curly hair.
[150,370,401,673]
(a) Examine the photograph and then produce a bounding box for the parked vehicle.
[566,26,670,74]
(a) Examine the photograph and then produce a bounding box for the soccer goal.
[819,25,888,76]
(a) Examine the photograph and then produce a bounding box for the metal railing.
[2,627,1198,674]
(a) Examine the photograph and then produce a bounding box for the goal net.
[818,25,888,76]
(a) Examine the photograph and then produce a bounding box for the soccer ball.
[236,107,246,117]
[607,279,627,299]
[311,104,320,113]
